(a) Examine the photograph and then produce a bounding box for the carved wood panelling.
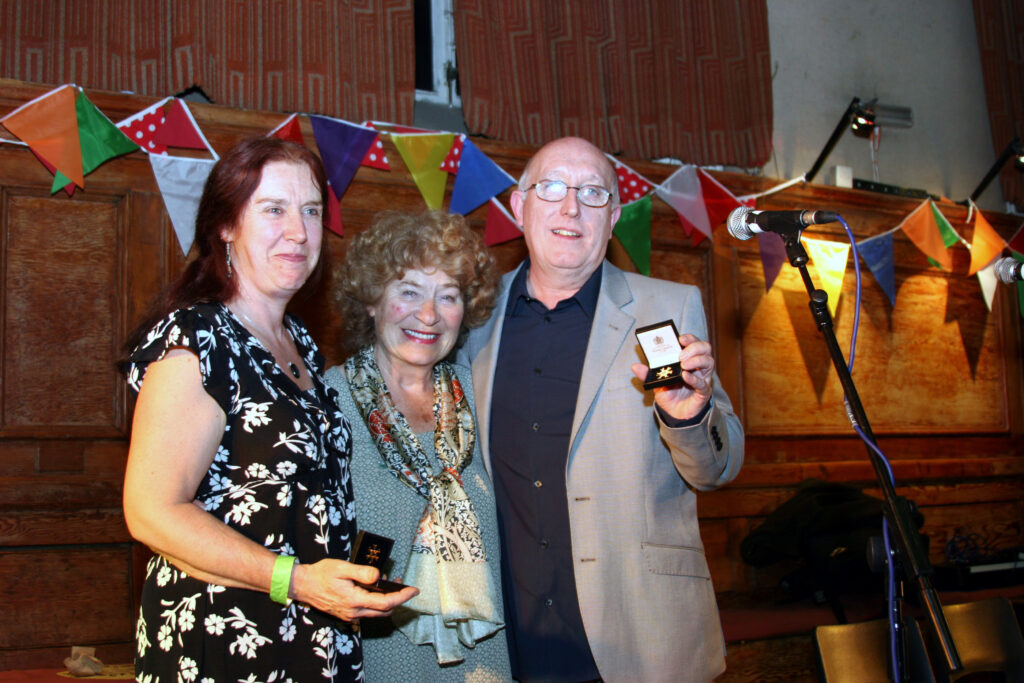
[0,79,1020,668]
[2,190,123,436]
[0,547,135,664]
[737,249,1009,435]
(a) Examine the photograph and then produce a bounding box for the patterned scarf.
[344,345,502,663]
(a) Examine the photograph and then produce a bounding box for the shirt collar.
[505,258,603,318]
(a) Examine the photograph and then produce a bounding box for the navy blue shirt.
[489,263,603,682]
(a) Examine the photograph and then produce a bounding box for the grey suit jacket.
[461,261,744,683]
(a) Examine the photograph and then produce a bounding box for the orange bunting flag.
[899,200,952,271]
[968,208,1006,276]
[803,237,850,318]
[1,84,83,187]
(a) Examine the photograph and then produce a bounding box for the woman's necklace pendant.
[289,362,300,379]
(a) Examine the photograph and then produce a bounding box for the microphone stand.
[776,227,961,680]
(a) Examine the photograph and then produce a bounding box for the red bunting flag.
[698,169,742,229]
[267,114,304,145]
[359,121,435,171]
[484,197,522,246]
[1007,224,1024,255]
[607,154,653,204]
[441,134,466,174]
[118,98,172,154]
[266,115,344,237]
[360,122,391,170]
[152,99,211,151]
[30,149,74,196]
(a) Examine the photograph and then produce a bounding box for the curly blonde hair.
[337,210,499,355]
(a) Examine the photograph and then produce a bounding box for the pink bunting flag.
[655,164,712,240]
[117,98,172,154]
[484,197,522,246]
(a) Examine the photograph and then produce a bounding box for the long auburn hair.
[123,137,329,355]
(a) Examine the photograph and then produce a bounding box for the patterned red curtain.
[0,0,415,124]
[973,0,1024,209]
[453,0,772,167]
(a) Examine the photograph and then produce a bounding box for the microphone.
[993,256,1024,284]
[727,206,840,241]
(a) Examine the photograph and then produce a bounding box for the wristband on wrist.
[270,555,296,605]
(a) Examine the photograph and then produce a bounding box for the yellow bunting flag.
[803,237,850,318]
[0,84,83,187]
[391,133,454,209]
[899,199,952,271]
[968,208,1007,276]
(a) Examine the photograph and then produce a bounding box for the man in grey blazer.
[460,137,744,683]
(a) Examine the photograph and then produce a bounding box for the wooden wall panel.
[737,250,1009,435]
[0,79,1020,667]
[0,547,134,668]
[2,191,123,436]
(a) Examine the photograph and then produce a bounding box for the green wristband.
[270,555,296,605]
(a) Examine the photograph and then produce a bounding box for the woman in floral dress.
[122,137,417,682]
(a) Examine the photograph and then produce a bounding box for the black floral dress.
[126,302,361,682]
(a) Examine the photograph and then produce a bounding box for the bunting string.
[1,83,1022,317]
[737,175,807,202]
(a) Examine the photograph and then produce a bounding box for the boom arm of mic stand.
[779,231,962,676]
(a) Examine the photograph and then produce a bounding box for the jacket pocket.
[642,542,711,578]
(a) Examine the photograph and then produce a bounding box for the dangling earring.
[225,242,233,279]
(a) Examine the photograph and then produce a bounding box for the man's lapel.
[469,266,518,478]
[569,262,635,459]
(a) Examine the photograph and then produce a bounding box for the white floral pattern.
[127,303,361,681]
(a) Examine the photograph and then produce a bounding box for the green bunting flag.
[931,201,959,248]
[926,201,959,270]
[613,196,652,275]
[52,90,137,193]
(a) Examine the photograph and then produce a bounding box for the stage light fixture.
[805,98,913,182]
[849,106,876,138]
[969,136,1024,202]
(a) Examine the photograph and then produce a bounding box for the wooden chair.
[815,616,936,682]
[926,597,1024,682]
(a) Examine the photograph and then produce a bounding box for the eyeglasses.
[523,179,613,208]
